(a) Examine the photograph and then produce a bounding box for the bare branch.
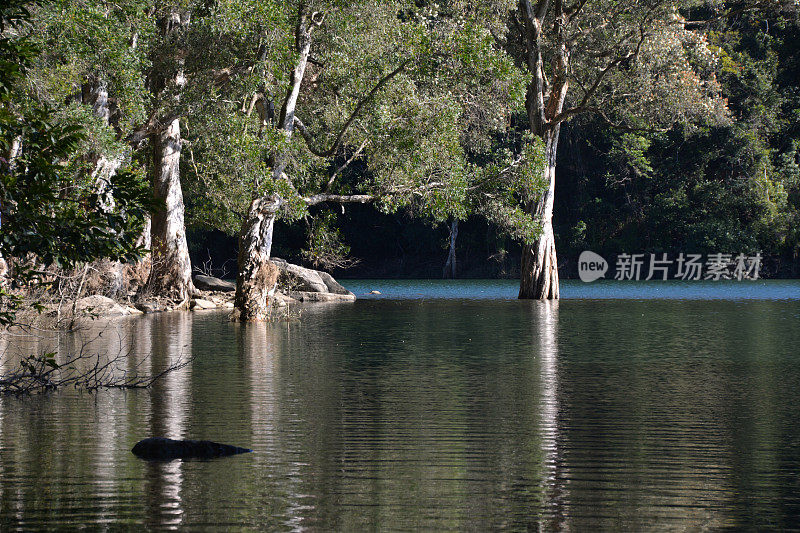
[326,138,369,191]
[682,2,775,28]
[587,106,670,133]
[552,25,647,125]
[565,0,590,23]
[1,336,194,395]
[303,193,375,206]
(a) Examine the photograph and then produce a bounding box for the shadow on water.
[1,290,800,529]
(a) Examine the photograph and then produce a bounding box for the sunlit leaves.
[185,0,539,249]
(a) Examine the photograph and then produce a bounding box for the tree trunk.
[443,219,458,279]
[516,1,569,300]
[141,9,194,302]
[234,9,318,321]
[85,79,123,212]
[143,118,195,301]
[234,196,281,321]
[519,128,560,299]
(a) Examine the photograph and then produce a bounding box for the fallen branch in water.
[0,329,193,394]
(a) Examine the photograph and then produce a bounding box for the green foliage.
[1,0,155,324]
[7,0,796,283]
[468,134,547,244]
[554,4,800,272]
[301,211,355,269]
[180,0,540,262]
[27,0,153,133]
[0,114,152,267]
[605,134,653,188]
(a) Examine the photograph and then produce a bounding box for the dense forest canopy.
[1,0,799,318]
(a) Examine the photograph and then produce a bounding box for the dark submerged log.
[131,437,252,460]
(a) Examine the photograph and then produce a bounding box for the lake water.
[2,280,800,530]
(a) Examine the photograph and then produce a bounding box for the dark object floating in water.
[132,437,252,460]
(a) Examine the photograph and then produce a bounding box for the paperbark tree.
[174,1,542,320]
[142,9,196,302]
[506,0,730,298]
[233,9,321,320]
[17,0,159,299]
[223,1,534,320]
[0,1,153,327]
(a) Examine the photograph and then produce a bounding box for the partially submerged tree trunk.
[234,10,320,320]
[517,1,568,300]
[232,7,400,320]
[234,196,281,321]
[519,129,560,299]
[145,117,195,301]
[443,219,458,279]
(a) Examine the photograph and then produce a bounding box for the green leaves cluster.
[179,0,542,258]
[1,0,155,324]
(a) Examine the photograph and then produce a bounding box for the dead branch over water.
[0,325,193,395]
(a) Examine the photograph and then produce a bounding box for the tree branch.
[533,0,552,20]
[565,0,590,23]
[293,59,411,158]
[552,25,647,126]
[520,0,548,131]
[127,111,179,148]
[585,106,670,133]
[303,193,375,206]
[326,138,369,191]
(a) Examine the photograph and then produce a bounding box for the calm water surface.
[2,280,800,530]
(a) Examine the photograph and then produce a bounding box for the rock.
[271,258,355,300]
[190,298,217,310]
[131,437,252,461]
[75,295,136,317]
[288,291,357,303]
[135,301,160,313]
[193,274,235,292]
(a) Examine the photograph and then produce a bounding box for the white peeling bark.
[91,153,124,213]
[518,1,568,300]
[86,81,124,213]
[7,135,22,171]
[136,217,152,250]
[142,9,195,302]
[519,129,560,299]
[145,118,195,301]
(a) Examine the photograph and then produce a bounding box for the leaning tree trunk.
[144,118,195,301]
[234,197,281,321]
[519,128,560,299]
